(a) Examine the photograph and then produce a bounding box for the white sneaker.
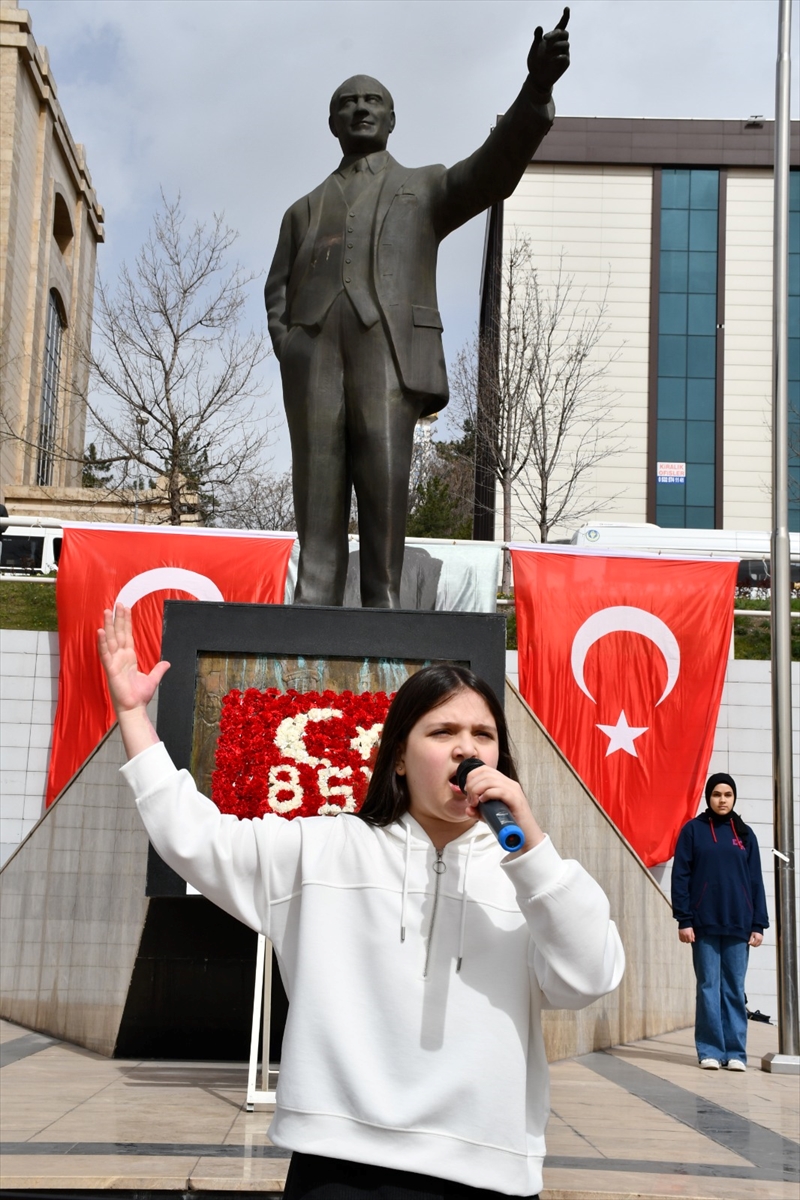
[699,1058,720,1069]
[726,1059,746,1071]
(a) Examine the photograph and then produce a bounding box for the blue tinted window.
[662,209,689,251]
[662,170,691,209]
[660,293,687,335]
[789,208,800,252]
[689,209,717,252]
[690,171,718,210]
[685,464,715,506]
[656,483,686,506]
[688,251,717,294]
[686,420,715,464]
[661,251,688,292]
[658,377,686,419]
[688,293,717,335]
[656,503,686,527]
[685,507,715,529]
[659,335,687,377]
[789,337,800,379]
[687,378,716,421]
[789,253,799,295]
[687,336,716,379]
[789,294,799,333]
[657,420,686,460]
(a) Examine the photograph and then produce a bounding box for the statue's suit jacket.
[265,82,555,417]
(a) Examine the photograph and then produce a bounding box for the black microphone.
[455,758,526,852]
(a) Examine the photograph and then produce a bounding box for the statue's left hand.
[527,7,570,94]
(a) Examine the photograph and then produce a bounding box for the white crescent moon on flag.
[570,606,680,708]
[113,568,224,612]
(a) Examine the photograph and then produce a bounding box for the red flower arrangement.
[212,688,395,820]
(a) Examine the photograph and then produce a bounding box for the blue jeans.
[692,934,749,1064]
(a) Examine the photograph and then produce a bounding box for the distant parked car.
[0,517,62,575]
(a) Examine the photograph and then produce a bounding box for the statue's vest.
[284,158,449,409]
[289,175,381,330]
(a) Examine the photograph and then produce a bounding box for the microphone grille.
[455,757,485,792]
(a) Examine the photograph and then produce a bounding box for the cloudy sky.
[25,0,800,464]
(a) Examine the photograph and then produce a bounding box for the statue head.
[329,75,395,156]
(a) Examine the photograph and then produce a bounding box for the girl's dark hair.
[357,664,517,827]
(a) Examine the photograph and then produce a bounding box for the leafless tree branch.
[82,192,274,524]
[451,239,627,587]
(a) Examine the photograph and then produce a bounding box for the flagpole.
[762,0,799,1076]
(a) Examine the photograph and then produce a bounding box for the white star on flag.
[597,711,649,758]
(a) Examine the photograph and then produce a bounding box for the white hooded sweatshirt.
[122,743,624,1196]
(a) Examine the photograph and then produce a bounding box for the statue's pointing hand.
[528,7,570,95]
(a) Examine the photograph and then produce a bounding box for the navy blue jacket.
[671,814,769,939]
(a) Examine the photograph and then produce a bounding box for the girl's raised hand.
[97,605,170,717]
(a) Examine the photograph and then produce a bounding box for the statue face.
[329,76,395,156]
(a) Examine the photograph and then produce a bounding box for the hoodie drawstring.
[400,820,411,944]
[456,838,474,974]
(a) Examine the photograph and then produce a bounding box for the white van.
[0,516,62,576]
[568,523,800,591]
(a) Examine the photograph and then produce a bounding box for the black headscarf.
[698,772,750,844]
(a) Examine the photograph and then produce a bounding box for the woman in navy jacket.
[671,773,769,1071]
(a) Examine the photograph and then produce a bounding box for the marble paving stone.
[549,1071,752,1165]
[223,1108,280,1145]
[541,1172,800,1199]
[190,1155,290,1189]
[1,1019,797,1198]
[605,1024,800,1142]
[0,1020,31,1043]
[0,1155,199,1188]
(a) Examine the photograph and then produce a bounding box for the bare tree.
[217,467,295,531]
[406,418,475,539]
[452,239,625,587]
[85,194,272,524]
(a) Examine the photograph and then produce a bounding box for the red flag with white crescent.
[46,525,295,806]
[510,546,737,867]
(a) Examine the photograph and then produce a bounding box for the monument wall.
[506,682,696,1059]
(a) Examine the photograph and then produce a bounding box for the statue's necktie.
[344,159,369,203]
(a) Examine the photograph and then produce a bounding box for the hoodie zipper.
[423,848,446,978]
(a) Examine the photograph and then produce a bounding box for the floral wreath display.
[211,688,395,819]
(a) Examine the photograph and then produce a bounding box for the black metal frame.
[148,602,507,895]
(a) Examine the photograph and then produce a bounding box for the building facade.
[477,117,800,541]
[0,4,104,505]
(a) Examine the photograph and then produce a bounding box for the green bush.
[0,580,58,631]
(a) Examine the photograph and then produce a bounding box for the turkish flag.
[511,546,737,867]
[46,525,294,806]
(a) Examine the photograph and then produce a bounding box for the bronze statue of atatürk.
[266,8,570,607]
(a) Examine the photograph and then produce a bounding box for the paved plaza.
[0,1017,797,1198]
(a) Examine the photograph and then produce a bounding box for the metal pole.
[763,0,799,1075]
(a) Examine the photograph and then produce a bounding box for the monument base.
[761,1052,800,1074]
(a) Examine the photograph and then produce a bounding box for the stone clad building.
[477,117,800,540]
[0,3,104,505]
